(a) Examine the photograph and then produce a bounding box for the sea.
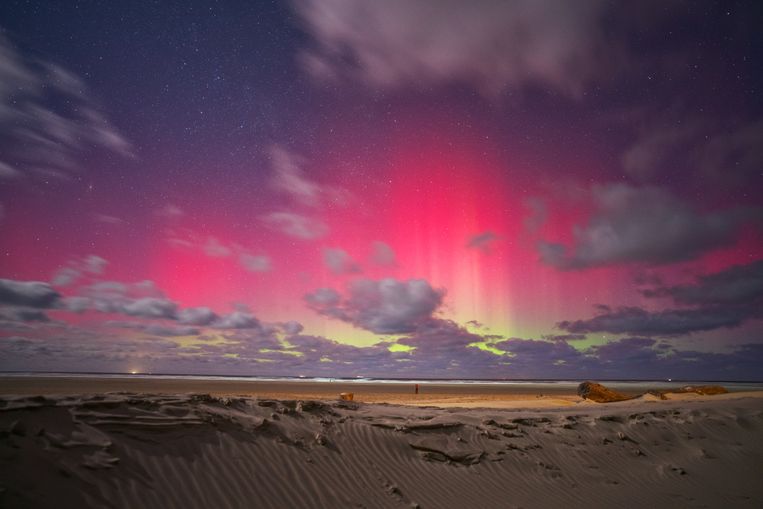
[2,372,762,392]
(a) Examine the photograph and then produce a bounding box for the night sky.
[1,1,761,380]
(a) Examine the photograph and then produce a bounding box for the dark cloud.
[294,0,614,97]
[622,118,763,185]
[495,337,583,367]
[262,211,329,240]
[642,260,763,306]
[58,280,183,321]
[466,231,499,252]
[622,123,699,181]
[396,320,508,376]
[541,333,587,342]
[555,260,762,337]
[591,337,657,363]
[323,248,361,274]
[143,325,199,337]
[371,241,396,266]
[398,319,479,353]
[539,184,754,269]
[305,278,444,334]
[0,307,51,322]
[0,279,60,308]
[109,321,200,337]
[698,120,763,184]
[557,305,756,337]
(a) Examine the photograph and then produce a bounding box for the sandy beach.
[1,377,762,508]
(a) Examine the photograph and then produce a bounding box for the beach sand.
[1,376,762,508]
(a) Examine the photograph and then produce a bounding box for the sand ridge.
[1,391,762,508]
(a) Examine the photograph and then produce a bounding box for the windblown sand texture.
[1,391,762,508]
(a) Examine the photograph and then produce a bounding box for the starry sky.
[1,1,762,380]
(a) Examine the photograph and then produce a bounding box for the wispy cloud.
[0,33,132,183]
[294,0,615,98]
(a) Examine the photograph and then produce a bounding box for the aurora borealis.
[0,1,761,379]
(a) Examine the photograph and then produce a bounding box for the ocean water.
[2,371,762,392]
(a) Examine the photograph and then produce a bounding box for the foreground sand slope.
[1,393,761,508]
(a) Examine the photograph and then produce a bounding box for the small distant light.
[667,378,672,382]
[130,370,138,375]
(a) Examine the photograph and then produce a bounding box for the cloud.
[371,241,396,266]
[109,321,200,337]
[269,145,322,206]
[622,118,763,185]
[642,260,763,306]
[204,237,232,258]
[240,252,272,272]
[495,337,583,366]
[398,319,481,353]
[466,231,499,252]
[164,230,272,272]
[143,325,200,337]
[51,267,80,287]
[698,120,763,184]
[213,311,262,330]
[557,305,757,337]
[262,211,329,239]
[539,184,754,269]
[591,337,658,363]
[51,255,108,287]
[60,280,175,318]
[294,0,613,97]
[0,161,21,178]
[94,214,127,225]
[0,34,131,182]
[305,278,444,334]
[323,248,361,274]
[0,279,60,308]
[523,198,547,233]
[122,297,178,320]
[83,255,108,275]
[554,260,763,337]
[177,307,219,326]
[0,307,52,323]
[304,288,343,316]
[541,333,587,342]
[621,123,699,180]
[268,144,351,207]
[157,204,184,218]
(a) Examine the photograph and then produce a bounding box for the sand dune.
[1,390,762,508]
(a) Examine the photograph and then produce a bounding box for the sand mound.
[1,392,762,508]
